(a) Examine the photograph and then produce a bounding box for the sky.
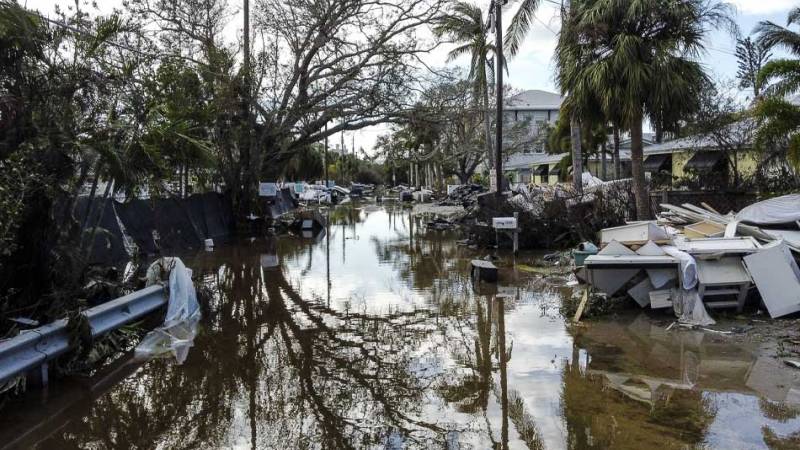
[22,0,797,153]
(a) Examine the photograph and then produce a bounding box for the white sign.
[490,169,497,192]
[493,217,518,230]
[259,182,277,197]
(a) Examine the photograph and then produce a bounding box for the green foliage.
[0,153,38,261]
[555,0,734,217]
[736,37,772,97]
[754,7,800,172]
[284,145,324,181]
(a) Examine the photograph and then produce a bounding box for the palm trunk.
[570,114,583,194]
[82,178,114,259]
[601,140,608,180]
[630,111,649,220]
[80,162,102,231]
[613,126,621,179]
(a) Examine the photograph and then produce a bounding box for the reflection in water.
[1,205,799,449]
[565,316,800,449]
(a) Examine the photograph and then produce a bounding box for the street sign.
[493,217,517,230]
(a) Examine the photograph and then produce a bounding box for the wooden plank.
[573,288,589,323]
[701,202,722,215]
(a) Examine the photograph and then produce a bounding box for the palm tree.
[754,7,800,170]
[557,0,734,219]
[434,2,499,169]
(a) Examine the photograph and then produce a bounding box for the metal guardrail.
[0,284,167,387]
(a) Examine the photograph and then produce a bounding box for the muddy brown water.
[2,204,800,449]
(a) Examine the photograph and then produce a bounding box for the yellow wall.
[735,150,759,177]
[671,151,692,179]
[669,149,759,181]
[548,164,560,185]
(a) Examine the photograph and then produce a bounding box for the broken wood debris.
[574,195,800,321]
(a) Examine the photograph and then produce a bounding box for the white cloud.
[730,0,794,15]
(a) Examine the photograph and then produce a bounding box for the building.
[504,152,567,186]
[502,90,565,184]
[641,121,758,186]
[504,90,563,153]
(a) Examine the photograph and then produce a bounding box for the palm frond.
[504,0,542,57]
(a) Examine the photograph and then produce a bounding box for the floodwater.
[2,204,800,449]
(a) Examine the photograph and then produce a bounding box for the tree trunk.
[601,140,608,180]
[483,80,494,170]
[654,119,663,144]
[630,112,649,220]
[82,178,114,258]
[613,126,621,179]
[80,162,102,231]
[570,114,583,194]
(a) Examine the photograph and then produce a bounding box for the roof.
[643,118,758,155]
[504,152,567,171]
[505,90,564,111]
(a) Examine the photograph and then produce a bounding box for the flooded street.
[3,204,800,449]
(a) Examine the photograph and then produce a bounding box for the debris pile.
[579,194,800,325]
[438,184,486,207]
[465,180,634,249]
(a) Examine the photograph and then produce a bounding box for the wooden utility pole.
[244,0,250,73]
[494,0,505,197]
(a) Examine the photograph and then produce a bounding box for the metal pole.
[495,0,504,197]
[324,123,329,187]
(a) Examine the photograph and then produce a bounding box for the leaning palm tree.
[558,0,734,219]
[434,2,499,169]
[753,7,800,170]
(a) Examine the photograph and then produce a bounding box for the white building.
[504,89,563,153]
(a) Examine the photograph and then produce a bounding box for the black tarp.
[84,193,234,264]
[74,197,128,265]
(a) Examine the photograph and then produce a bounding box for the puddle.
[1,205,799,449]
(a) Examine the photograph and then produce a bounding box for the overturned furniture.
[579,194,800,321]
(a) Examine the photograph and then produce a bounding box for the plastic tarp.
[661,246,698,290]
[735,194,800,225]
[582,172,604,188]
[136,258,201,364]
[672,288,716,326]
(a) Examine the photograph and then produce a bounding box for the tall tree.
[558,0,734,219]
[434,2,498,169]
[736,37,771,99]
[753,6,800,171]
